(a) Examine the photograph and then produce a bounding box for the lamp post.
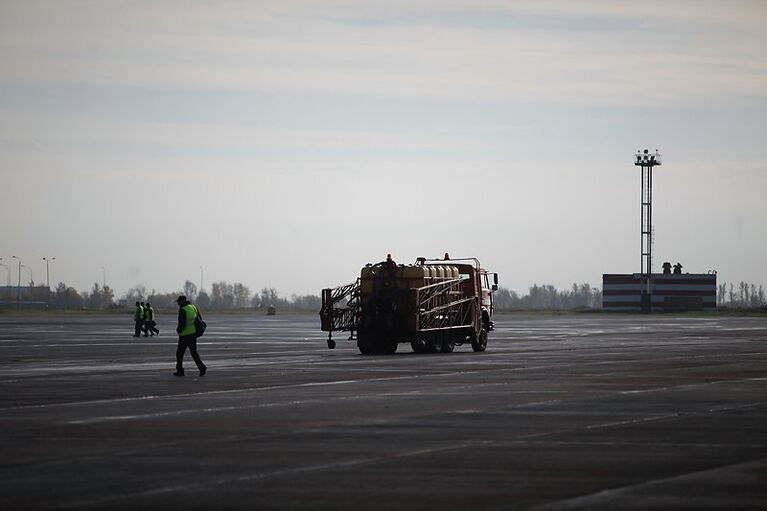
[200,266,204,294]
[0,259,9,303]
[101,266,106,289]
[0,258,9,286]
[43,257,55,306]
[11,256,21,306]
[634,148,662,313]
[21,265,33,293]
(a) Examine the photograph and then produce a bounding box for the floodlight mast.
[634,149,662,313]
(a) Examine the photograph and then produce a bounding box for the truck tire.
[357,338,376,355]
[471,329,488,352]
[411,339,427,353]
[357,332,377,355]
[380,339,398,355]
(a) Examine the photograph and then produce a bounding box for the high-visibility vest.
[135,306,144,321]
[180,304,198,336]
[146,307,154,321]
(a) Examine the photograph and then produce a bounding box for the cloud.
[1,1,765,105]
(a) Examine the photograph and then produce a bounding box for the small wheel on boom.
[411,339,427,354]
[440,339,455,353]
[327,338,336,349]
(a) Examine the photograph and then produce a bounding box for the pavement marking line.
[523,457,767,511]
[40,376,767,425]
[57,442,475,509]
[0,363,583,411]
[5,361,766,412]
[488,439,766,449]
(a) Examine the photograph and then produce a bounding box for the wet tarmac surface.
[0,312,765,510]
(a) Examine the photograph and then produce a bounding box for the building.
[602,273,716,312]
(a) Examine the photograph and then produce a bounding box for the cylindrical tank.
[360,264,375,296]
[401,265,427,289]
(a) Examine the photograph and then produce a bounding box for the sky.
[0,0,765,298]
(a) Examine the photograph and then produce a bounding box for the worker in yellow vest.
[133,301,144,337]
[144,302,160,337]
[174,295,207,377]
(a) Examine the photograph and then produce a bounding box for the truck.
[320,254,498,354]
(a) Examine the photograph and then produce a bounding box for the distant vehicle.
[266,305,276,315]
[320,254,498,354]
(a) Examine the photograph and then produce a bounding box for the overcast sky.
[1,0,765,297]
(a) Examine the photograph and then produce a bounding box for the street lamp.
[43,257,55,306]
[200,265,204,294]
[20,264,32,287]
[11,256,21,305]
[101,266,106,289]
[634,148,662,313]
[0,258,9,286]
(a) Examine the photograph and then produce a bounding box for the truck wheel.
[440,340,455,353]
[411,340,427,353]
[471,329,488,352]
[357,335,377,355]
[380,339,398,355]
[358,341,375,355]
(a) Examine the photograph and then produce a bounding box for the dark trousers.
[134,320,144,336]
[146,320,159,336]
[176,334,205,372]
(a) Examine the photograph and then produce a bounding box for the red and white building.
[602,273,717,312]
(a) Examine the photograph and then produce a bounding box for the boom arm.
[319,279,360,348]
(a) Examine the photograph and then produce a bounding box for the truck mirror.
[493,273,498,285]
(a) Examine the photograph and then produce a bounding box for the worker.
[673,262,683,275]
[133,301,144,337]
[174,295,207,377]
[144,302,160,337]
[662,262,672,275]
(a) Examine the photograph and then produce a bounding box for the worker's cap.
[145,302,151,307]
[175,295,187,304]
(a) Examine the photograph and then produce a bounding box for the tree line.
[0,280,320,311]
[122,281,321,311]
[717,282,766,309]
[494,283,602,310]
[3,280,764,311]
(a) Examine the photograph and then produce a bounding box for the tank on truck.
[320,253,499,354]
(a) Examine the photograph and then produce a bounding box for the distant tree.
[717,284,726,305]
[259,287,279,309]
[196,291,211,308]
[54,282,83,309]
[147,291,180,309]
[233,283,251,308]
[290,294,321,310]
[102,285,115,308]
[125,285,148,304]
[210,281,234,308]
[183,280,198,301]
[88,283,103,309]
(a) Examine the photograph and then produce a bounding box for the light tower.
[634,148,662,313]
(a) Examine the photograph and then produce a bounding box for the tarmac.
[0,312,765,510]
